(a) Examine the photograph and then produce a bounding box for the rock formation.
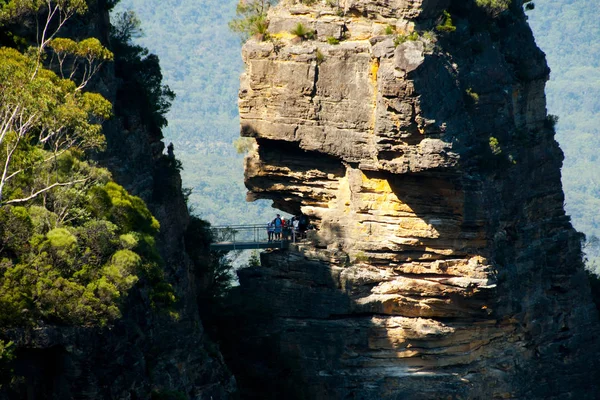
[221,0,600,398]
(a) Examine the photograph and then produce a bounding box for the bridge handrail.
[210,224,268,229]
[209,224,296,245]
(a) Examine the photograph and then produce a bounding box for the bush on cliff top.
[475,0,511,15]
[229,0,277,40]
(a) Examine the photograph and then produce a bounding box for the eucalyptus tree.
[0,0,112,204]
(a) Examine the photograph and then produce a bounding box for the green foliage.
[384,25,395,35]
[0,178,172,327]
[475,0,511,15]
[184,215,234,300]
[111,9,143,43]
[48,37,113,88]
[233,137,255,154]
[290,22,314,40]
[0,0,88,25]
[89,182,160,235]
[466,88,480,104]
[315,48,324,64]
[0,0,176,344]
[326,36,339,45]
[436,10,456,33]
[0,46,112,205]
[229,0,276,41]
[0,36,173,329]
[545,114,559,130]
[489,136,502,155]
[394,31,419,47]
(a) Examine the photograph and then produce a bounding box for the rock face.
[223,0,600,398]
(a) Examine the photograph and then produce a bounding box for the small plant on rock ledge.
[524,0,535,11]
[316,49,325,64]
[545,114,559,130]
[489,136,502,155]
[252,18,270,41]
[291,22,315,40]
[394,31,419,47]
[466,88,480,104]
[436,10,456,33]
[384,24,395,35]
[326,36,340,45]
[422,30,437,52]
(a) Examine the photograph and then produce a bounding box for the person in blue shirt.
[273,214,283,240]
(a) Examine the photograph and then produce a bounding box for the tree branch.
[2,178,89,205]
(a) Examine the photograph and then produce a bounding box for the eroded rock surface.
[222,0,600,398]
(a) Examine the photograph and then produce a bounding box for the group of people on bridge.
[267,213,310,242]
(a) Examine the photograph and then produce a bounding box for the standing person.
[267,220,274,242]
[281,217,288,239]
[299,214,309,238]
[292,217,300,242]
[273,214,283,240]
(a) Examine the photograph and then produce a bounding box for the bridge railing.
[210,224,272,244]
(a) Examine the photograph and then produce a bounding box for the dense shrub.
[0,180,173,327]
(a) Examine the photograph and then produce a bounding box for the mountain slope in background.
[114,0,272,225]
[529,0,600,267]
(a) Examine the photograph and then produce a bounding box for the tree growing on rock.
[229,0,277,40]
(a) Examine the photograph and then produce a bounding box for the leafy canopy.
[0,47,111,204]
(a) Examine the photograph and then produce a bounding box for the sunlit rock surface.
[222,0,600,399]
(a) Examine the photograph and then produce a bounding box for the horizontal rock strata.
[223,0,600,399]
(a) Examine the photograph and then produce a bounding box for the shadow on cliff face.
[245,137,346,217]
[7,347,71,399]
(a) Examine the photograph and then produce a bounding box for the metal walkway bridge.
[209,224,292,251]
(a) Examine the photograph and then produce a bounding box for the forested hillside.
[113,0,271,225]
[528,0,600,268]
[115,0,600,257]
